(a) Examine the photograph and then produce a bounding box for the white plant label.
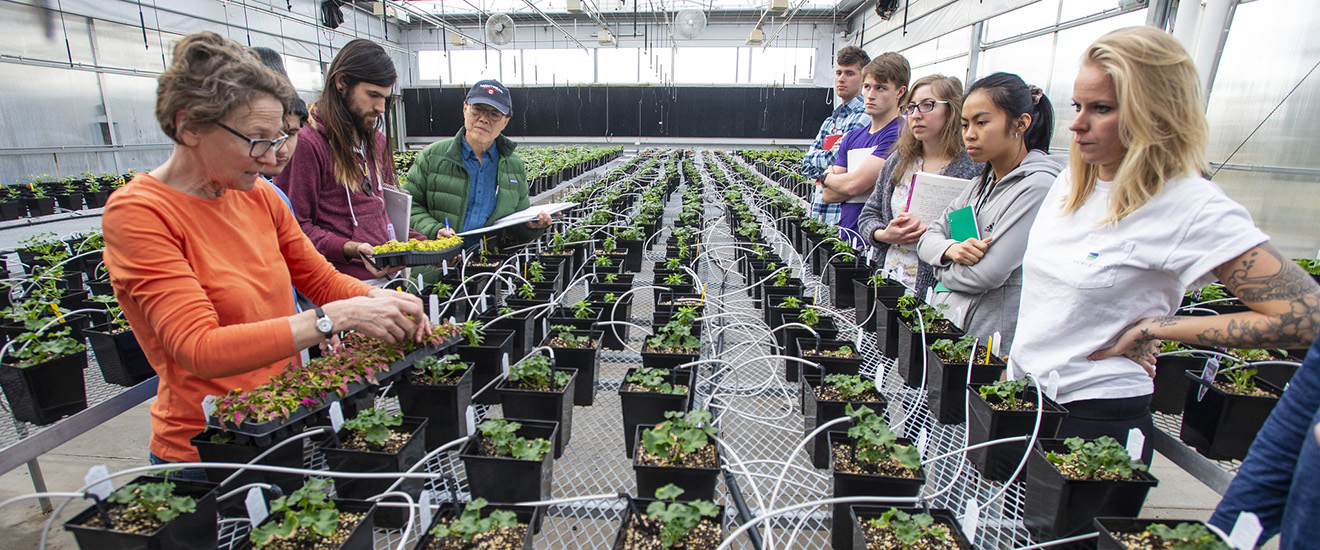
[419,490,435,530]
[1199,357,1220,401]
[201,395,218,418]
[961,498,980,545]
[428,295,440,325]
[915,427,929,458]
[479,295,487,312]
[1228,511,1262,550]
[502,353,511,377]
[584,281,590,295]
[853,329,863,350]
[991,331,1002,357]
[465,405,478,436]
[541,318,549,339]
[925,287,934,303]
[246,487,269,527]
[449,316,457,326]
[1125,427,1145,460]
[329,401,344,432]
[417,274,424,290]
[1045,371,1060,402]
[84,465,113,500]
[441,258,449,276]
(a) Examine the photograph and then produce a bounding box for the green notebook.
[934,205,980,293]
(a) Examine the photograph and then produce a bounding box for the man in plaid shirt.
[802,46,872,225]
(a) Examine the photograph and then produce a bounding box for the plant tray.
[373,336,463,386]
[206,403,319,447]
[369,243,463,268]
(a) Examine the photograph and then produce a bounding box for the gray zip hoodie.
[916,150,1064,354]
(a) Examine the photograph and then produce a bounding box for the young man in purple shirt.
[821,52,910,246]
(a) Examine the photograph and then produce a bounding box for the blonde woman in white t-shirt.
[1012,26,1320,462]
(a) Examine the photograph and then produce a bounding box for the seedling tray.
[368,244,463,268]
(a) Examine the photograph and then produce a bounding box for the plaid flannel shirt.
[801,95,870,224]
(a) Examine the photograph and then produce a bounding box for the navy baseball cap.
[465,79,512,116]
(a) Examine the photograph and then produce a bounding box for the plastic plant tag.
[1045,371,1060,402]
[246,487,269,527]
[584,281,590,296]
[990,331,1002,357]
[1125,427,1145,461]
[1228,511,1262,550]
[925,287,934,304]
[541,318,549,339]
[915,427,928,459]
[429,295,440,325]
[502,353,510,377]
[419,490,435,530]
[329,401,344,433]
[417,274,424,289]
[449,316,457,325]
[854,329,863,350]
[442,257,449,276]
[1199,357,1220,401]
[84,465,113,500]
[465,405,477,436]
[479,294,487,312]
[961,498,980,545]
[201,395,218,418]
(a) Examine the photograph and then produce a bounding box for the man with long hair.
[276,39,424,285]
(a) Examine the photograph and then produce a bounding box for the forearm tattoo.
[1195,245,1320,348]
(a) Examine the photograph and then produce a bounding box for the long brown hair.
[887,74,965,188]
[314,39,397,192]
[1065,26,1207,223]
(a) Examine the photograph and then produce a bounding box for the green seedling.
[930,335,977,363]
[249,478,341,546]
[412,354,470,385]
[508,354,571,391]
[343,408,403,444]
[459,320,485,346]
[845,404,921,470]
[640,409,718,464]
[977,378,1031,409]
[477,418,552,460]
[823,374,874,399]
[1144,522,1229,550]
[427,498,519,541]
[1045,436,1146,480]
[571,299,595,319]
[866,507,949,548]
[550,325,590,348]
[106,480,197,525]
[644,484,720,548]
[625,367,685,395]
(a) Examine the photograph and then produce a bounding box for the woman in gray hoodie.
[916,72,1063,354]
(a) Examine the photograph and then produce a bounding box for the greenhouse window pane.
[522,49,595,85]
[598,48,640,84]
[449,49,502,85]
[501,50,522,85]
[983,0,1060,43]
[1042,9,1148,151]
[978,34,1053,92]
[674,47,739,84]
[750,47,815,85]
[284,55,324,91]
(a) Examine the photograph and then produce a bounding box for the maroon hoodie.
[275,112,423,280]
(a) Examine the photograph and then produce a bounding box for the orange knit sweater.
[103,174,374,462]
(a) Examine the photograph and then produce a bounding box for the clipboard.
[382,186,411,241]
[823,134,843,151]
[934,205,980,293]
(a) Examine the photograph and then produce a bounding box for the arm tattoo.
[1216,245,1316,302]
[1198,244,1320,348]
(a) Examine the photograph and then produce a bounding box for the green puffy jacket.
[403,128,542,246]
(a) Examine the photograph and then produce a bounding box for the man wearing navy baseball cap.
[403,79,551,257]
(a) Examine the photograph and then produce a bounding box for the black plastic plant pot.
[777,315,839,382]
[965,384,1068,482]
[376,343,456,387]
[794,337,864,377]
[619,239,645,272]
[24,197,55,217]
[801,375,887,469]
[0,200,23,220]
[1149,353,1209,414]
[457,329,515,405]
[619,368,694,459]
[250,499,376,550]
[478,309,537,359]
[1092,517,1226,550]
[1023,439,1159,544]
[320,416,427,527]
[829,433,926,550]
[497,368,577,458]
[874,297,902,360]
[414,502,543,550]
[632,424,721,501]
[1178,370,1282,460]
[395,364,474,451]
[0,351,88,425]
[611,496,726,550]
[57,193,84,211]
[852,279,905,333]
[850,506,973,550]
[459,419,558,503]
[64,475,219,550]
[208,402,321,448]
[87,324,155,387]
[640,349,700,372]
[85,191,109,209]
[827,263,871,309]
[189,429,305,495]
[925,348,1006,425]
[895,319,962,389]
[541,332,601,406]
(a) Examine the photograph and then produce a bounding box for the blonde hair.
[888,74,966,188]
[1065,26,1208,223]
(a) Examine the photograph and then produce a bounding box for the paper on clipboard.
[383,187,411,240]
[456,201,576,237]
[846,146,877,173]
[905,172,972,222]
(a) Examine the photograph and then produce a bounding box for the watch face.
[317,317,333,333]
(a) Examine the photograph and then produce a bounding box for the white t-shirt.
[1010,169,1268,404]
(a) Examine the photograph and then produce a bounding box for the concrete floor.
[0,395,1263,550]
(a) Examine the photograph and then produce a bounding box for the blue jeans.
[1210,334,1320,549]
[147,453,211,482]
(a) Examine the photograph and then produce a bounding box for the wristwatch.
[313,306,334,339]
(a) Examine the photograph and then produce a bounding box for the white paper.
[905,172,973,223]
[428,294,440,325]
[456,202,576,237]
[201,395,218,418]
[383,187,412,243]
[845,146,877,173]
[329,401,344,432]
[84,465,113,500]
[961,498,980,545]
[1126,427,1145,461]
[246,487,269,527]
[1228,512,1262,550]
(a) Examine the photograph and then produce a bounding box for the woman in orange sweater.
[102,32,429,475]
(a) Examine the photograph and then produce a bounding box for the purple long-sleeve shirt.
[274,112,422,280]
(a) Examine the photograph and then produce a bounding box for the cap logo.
[480,84,502,95]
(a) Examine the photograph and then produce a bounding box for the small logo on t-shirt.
[1084,252,1100,262]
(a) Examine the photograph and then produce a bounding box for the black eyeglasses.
[900,100,950,116]
[213,120,290,158]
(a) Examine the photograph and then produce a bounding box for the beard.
[351,105,380,139]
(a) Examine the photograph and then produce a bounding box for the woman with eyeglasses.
[858,74,984,294]
[914,72,1061,354]
[102,32,430,476]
